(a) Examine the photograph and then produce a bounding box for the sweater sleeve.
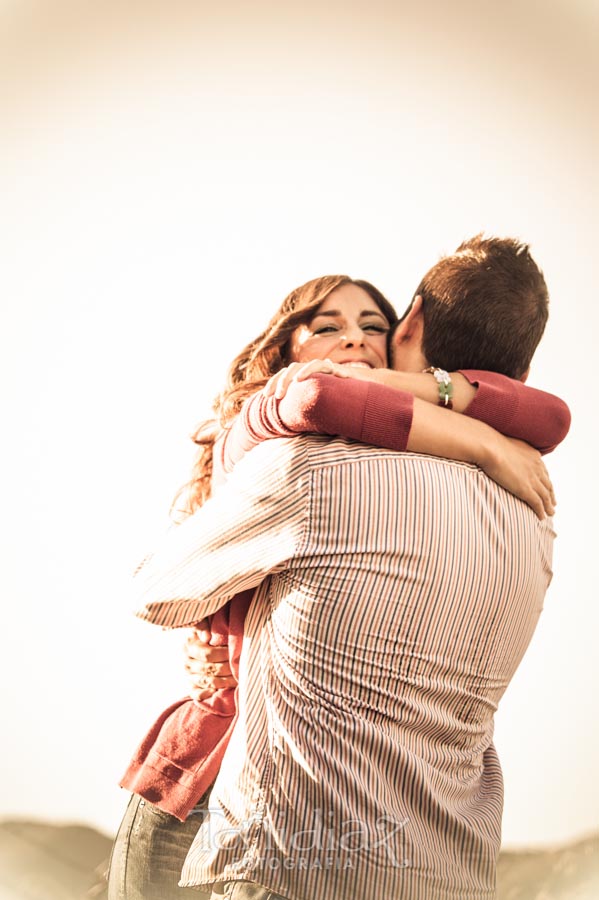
[220,374,415,475]
[220,369,571,474]
[459,370,571,454]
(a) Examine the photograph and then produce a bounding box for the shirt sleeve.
[134,440,310,628]
[459,370,571,454]
[220,374,414,474]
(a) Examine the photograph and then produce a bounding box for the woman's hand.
[184,623,236,702]
[407,399,556,520]
[264,360,350,399]
[481,434,556,520]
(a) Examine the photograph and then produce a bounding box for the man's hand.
[184,623,236,702]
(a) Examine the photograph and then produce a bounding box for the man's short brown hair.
[414,235,549,379]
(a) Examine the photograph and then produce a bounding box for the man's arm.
[134,440,309,628]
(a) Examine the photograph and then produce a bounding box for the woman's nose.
[340,326,366,347]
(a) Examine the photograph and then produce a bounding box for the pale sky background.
[0,0,597,849]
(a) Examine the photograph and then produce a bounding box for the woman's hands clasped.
[184,621,237,702]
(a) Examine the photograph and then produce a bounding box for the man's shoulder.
[229,436,520,493]
[224,434,318,488]
[228,435,410,486]
[238,437,485,472]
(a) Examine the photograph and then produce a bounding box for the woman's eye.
[363,323,389,334]
[313,325,339,335]
[311,321,389,336]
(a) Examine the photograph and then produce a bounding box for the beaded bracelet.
[423,367,454,409]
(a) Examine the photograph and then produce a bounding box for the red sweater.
[120,371,570,819]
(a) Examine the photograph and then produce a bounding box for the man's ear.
[518,366,530,384]
[392,295,424,349]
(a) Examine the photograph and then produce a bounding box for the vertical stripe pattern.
[136,435,554,900]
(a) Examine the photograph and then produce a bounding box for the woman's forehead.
[315,284,387,319]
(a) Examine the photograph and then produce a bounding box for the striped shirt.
[135,435,555,900]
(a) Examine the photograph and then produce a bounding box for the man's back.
[152,435,554,899]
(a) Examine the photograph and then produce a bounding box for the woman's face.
[289,283,390,369]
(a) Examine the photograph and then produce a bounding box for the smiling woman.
[176,275,397,516]
[289,282,391,369]
[110,273,398,900]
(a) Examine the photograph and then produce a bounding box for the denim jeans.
[107,792,210,899]
[107,792,288,900]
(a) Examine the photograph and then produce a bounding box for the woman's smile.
[289,283,390,369]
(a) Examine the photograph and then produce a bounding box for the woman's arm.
[406,398,555,520]
[369,366,571,454]
[458,369,571,454]
[220,375,555,517]
[264,361,571,453]
[219,375,414,474]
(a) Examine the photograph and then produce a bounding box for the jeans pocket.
[137,797,181,824]
[223,881,285,899]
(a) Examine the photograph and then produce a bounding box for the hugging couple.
[108,234,570,900]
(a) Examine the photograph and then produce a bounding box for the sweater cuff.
[361,381,414,452]
[459,369,519,435]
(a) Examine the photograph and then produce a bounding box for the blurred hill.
[0,821,111,900]
[0,820,597,899]
[497,833,598,899]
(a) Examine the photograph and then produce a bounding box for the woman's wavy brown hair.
[172,274,397,518]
